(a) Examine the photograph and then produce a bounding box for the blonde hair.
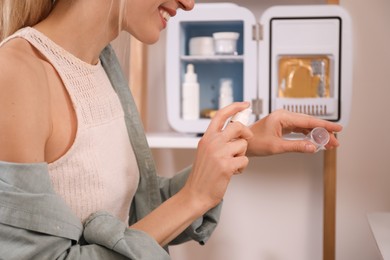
[0,0,53,41]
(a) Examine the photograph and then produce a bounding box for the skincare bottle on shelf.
[218,78,234,109]
[182,64,200,120]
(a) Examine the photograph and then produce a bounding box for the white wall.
[336,0,390,259]
[144,0,390,259]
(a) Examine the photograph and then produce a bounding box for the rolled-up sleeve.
[83,212,170,259]
[0,162,170,260]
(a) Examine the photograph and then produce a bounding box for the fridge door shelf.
[274,97,338,118]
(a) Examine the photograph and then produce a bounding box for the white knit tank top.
[1,27,140,224]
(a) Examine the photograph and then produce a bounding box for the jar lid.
[213,32,240,40]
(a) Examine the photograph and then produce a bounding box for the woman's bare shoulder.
[0,38,48,84]
[0,39,52,163]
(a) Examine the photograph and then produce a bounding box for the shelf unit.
[181,55,244,63]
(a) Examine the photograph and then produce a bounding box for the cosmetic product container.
[231,108,252,126]
[189,37,215,56]
[306,127,330,151]
[278,56,330,99]
[213,32,240,55]
[218,78,234,109]
[182,64,200,120]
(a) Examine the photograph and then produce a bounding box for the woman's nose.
[178,0,194,11]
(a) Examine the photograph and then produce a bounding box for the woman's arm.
[0,41,52,163]
[130,102,253,246]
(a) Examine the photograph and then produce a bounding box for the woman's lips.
[160,8,171,22]
[159,7,177,28]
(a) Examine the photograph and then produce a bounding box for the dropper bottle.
[218,78,234,109]
[182,64,200,120]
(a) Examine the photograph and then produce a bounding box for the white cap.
[231,108,252,126]
[184,64,197,83]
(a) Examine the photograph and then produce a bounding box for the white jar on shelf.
[189,37,214,56]
[213,32,240,55]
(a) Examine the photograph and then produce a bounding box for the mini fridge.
[166,3,353,134]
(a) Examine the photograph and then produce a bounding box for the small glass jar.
[213,32,240,55]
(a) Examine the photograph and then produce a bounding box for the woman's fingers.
[271,110,342,150]
[185,102,253,208]
[224,137,249,157]
[278,110,343,134]
[206,102,250,133]
[326,133,340,149]
[222,121,253,142]
[231,156,249,175]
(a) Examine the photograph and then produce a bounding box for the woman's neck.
[34,0,121,65]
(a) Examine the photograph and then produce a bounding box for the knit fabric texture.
[3,27,139,223]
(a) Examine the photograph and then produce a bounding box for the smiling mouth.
[160,9,171,22]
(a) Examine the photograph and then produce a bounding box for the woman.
[0,0,342,259]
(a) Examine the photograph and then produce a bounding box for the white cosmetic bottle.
[182,64,200,120]
[231,108,252,126]
[218,78,234,109]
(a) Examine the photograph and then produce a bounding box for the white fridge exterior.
[259,5,353,126]
[166,3,352,134]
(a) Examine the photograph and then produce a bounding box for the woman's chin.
[133,32,160,45]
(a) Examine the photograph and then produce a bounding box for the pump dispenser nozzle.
[231,108,252,126]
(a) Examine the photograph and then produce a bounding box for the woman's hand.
[130,103,252,246]
[246,109,343,157]
[181,102,254,212]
